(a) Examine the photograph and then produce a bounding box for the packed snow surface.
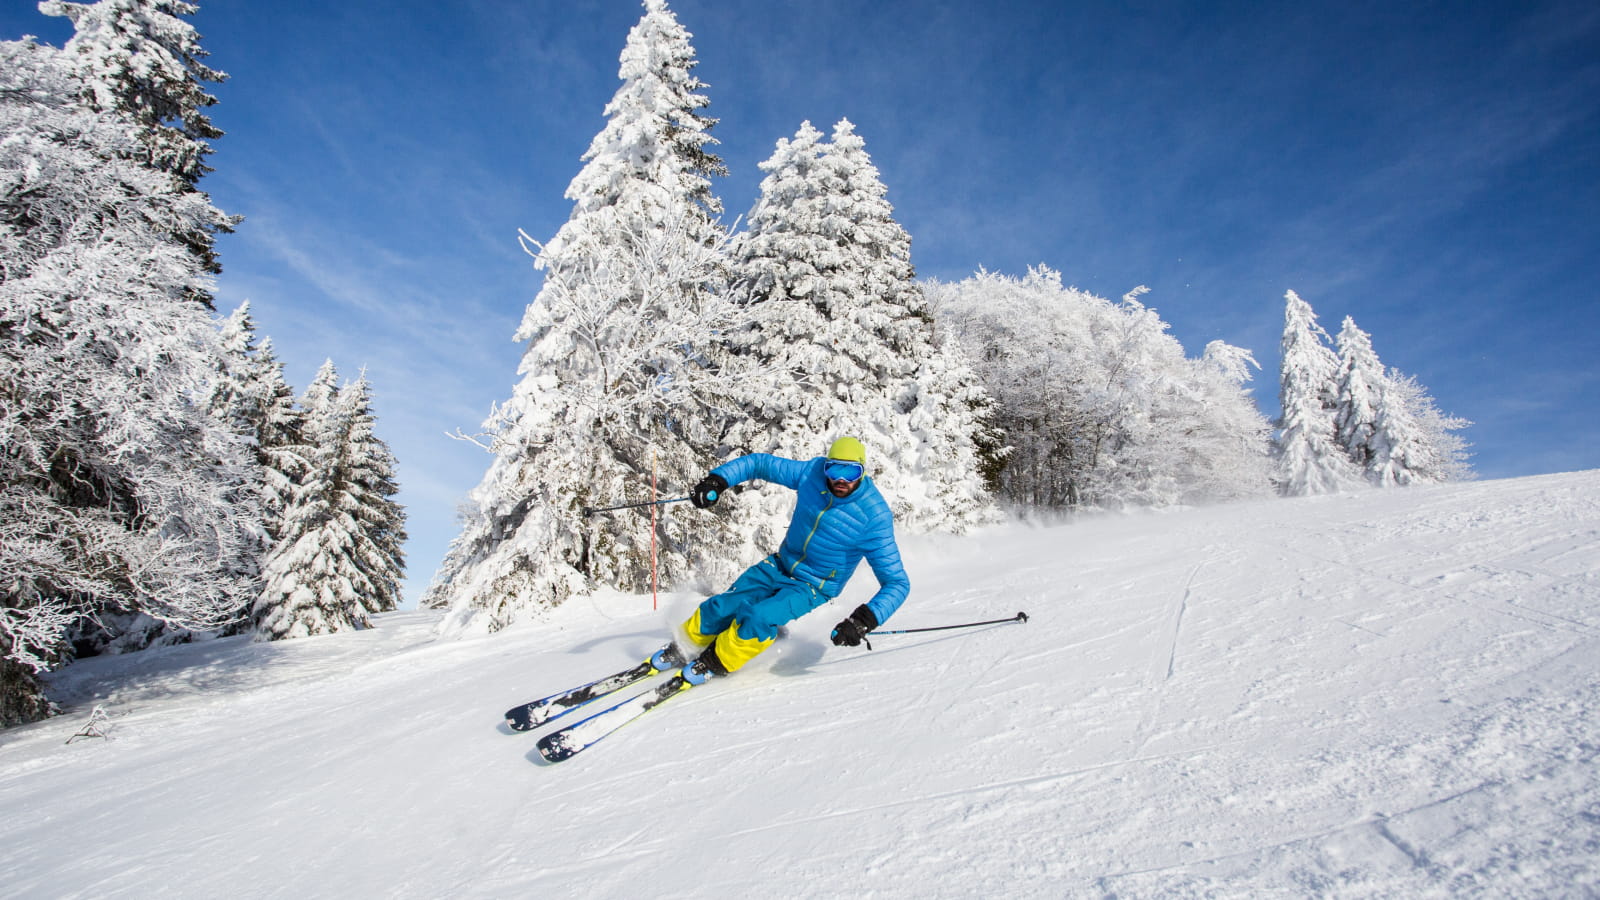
[3,472,1597,898]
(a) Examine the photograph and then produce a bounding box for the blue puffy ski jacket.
[711,453,910,625]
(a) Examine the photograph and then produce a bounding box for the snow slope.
[2,472,1597,898]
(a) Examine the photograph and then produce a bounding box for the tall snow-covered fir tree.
[1275,290,1362,496]
[0,35,255,724]
[1278,294,1471,493]
[1331,314,1473,486]
[727,118,1001,534]
[729,121,826,309]
[332,373,407,617]
[255,364,363,638]
[1369,373,1472,486]
[254,363,406,639]
[424,0,756,632]
[213,304,307,543]
[248,337,310,532]
[40,0,236,302]
[1334,316,1385,473]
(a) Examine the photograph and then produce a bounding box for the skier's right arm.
[710,453,808,492]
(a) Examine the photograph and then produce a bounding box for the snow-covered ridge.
[3,471,1596,897]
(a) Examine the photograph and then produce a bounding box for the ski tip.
[505,707,543,732]
[535,734,579,764]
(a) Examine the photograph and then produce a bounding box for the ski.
[535,671,699,763]
[504,644,682,732]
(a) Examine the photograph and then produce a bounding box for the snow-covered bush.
[929,267,1274,510]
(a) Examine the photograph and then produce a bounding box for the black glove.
[690,473,728,509]
[830,604,879,648]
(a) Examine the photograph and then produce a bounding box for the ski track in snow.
[1,471,1598,898]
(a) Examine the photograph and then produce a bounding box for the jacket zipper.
[787,490,834,578]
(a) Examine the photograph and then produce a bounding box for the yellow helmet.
[826,436,867,465]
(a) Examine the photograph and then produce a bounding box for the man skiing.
[657,436,910,684]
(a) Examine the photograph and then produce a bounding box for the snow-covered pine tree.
[1334,316,1384,473]
[255,363,359,638]
[212,304,307,540]
[333,373,406,616]
[214,302,261,427]
[248,345,306,541]
[1275,290,1361,496]
[1,36,255,723]
[727,118,1000,534]
[1330,316,1472,487]
[255,362,402,638]
[40,0,237,305]
[729,120,827,308]
[1370,371,1473,486]
[40,0,225,183]
[715,121,840,552]
[424,0,751,632]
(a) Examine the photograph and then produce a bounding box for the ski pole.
[874,611,1030,636]
[861,611,1029,650]
[581,497,692,517]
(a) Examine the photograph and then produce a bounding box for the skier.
[659,436,910,683]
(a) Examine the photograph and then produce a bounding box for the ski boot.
[680,644,729,686]
[649,642,688,673]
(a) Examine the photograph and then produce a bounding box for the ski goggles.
[824,460,865,483]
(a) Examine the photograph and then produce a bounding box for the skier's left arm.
[831,514,910,647]
[861,526,910,626]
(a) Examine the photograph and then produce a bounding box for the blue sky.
[9,0,1598,603]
